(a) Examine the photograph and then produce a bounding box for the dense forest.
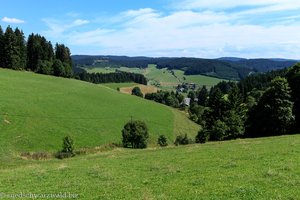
[0,25,72,78]
[76,71,147,85]
[142,63,300,142]
[189,65,300,142]
[72,55,297,80]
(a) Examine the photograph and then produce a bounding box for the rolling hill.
[72,55,298,80]
[0,69,199,162]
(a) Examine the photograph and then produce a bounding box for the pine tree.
[0,25,4,67]
[14,28,26,69]
[3,26,19,69]
[287,63,300,131]
[246,77,294,137]
[197,85,208,106]
[55,43,72,77]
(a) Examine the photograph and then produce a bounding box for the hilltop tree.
[55,43,72,77]
[122,120,149,148]
[27,34,54,72]
[246,77,294,137]
[2,26,19,69]
[14,28,26,70]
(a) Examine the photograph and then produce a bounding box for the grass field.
[0,135,299,199]
[173,70,227,88]
[0,69,199,165]
[119,84,158,95]
[85,64,225,90]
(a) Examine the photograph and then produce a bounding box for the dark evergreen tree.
[287,63,300,131]
[55,43,72,77]
[52,59,65,77]
[14,28,26,69]
[246,77,294,137]
[62,135,74,154]
[0,25,4,67]
[197,85,208,106]
[3,26,19,69]
[157,135,168,147]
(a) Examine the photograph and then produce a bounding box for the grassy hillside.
[0,69,199,160]
[1,135,299,199]
[87,64,225,90]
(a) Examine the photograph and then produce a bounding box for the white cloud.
[175,0,300,12]
[43,18,89,38]
[43,3,300,59]
[2,17,25,24]
[64,9,300,58]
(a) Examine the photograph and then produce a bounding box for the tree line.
[76,71,147,85]
[0,25,72,78]
[187,65,300,142]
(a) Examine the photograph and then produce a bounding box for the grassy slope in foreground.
[0,69,198,157]
[1,135,299,199]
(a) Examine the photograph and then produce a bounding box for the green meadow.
[86,64,225,90]
[0,69,199,165]
[0,135,299,199]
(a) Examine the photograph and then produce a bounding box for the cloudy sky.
[1,0,300,58]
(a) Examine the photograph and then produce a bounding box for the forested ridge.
[72,55,297,80]
[0,25,148,85]
[0,25,72,78]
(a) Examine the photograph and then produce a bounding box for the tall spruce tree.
[0,25,4,67]
[55,43,72,77]
[14,28,26,69]
[3,26,19,69]
[197,85,208,106]
[287,63,300,131]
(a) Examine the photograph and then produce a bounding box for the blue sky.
[1,0,300,58]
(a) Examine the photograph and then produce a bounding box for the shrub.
[122,120,149,148]
[62,135,74,154]
[157,135,168,147]
[174,134,193,146]
[56,135,75,159]
[131,87,143,97]
[195,129,209,143]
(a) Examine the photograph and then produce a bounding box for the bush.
[122,120,149,148]
[195,129,209,143]
[157,135,168,147]
[131,87,143,97]
[174,134,193,146]
[56,135,75,159]
[62,135,74,154]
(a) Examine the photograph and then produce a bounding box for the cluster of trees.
[145,91,184,108]
[190,64,300,142]
[121,120,193,149]
[76,71,147,85]
[0,25,72,78]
